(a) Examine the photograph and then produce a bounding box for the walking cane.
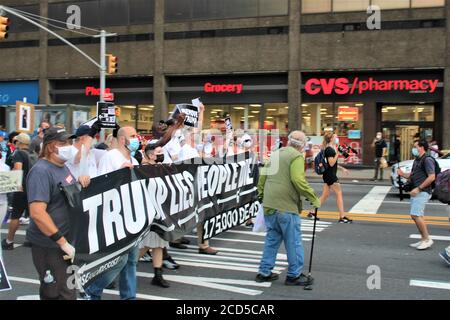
[304,207,318,290]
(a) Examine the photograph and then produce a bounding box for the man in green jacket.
[256,130,321,286]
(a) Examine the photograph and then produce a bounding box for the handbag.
[379,157,388,169]
[252,204,266,233]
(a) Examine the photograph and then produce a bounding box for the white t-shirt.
[0,162,10,204]
[97,148,139,175]
[163,135,181,162]
[178,143,200,161]
[66,149,106,179]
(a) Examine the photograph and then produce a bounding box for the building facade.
[0,0,449,165]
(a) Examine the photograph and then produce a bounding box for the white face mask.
[57,145,78,162]
[334,138,340,145]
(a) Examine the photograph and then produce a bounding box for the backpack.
[432,169,450,204]
[314,150,328,175]
[420,156,441,190]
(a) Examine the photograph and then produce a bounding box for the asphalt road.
[1,183,449,300]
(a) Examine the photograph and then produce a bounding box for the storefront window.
[115,105,154,133]
[381,105,434,122]
[301,102,364,164]
[372,0,410,10]
[263,103,288,137]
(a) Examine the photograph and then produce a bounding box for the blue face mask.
[127,138,140,153]
[412,147,419,157]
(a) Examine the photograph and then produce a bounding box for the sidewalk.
[304,167,392,186]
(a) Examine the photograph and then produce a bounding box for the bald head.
[288,130,307,151]
[117,126,137,147]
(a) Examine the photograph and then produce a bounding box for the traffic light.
[0,15,9,40]
[107,54,118,74]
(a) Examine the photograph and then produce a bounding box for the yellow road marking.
[301,211,450,226]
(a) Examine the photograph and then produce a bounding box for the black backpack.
[420,156,441,189]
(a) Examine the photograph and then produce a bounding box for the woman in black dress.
[309,132,353,223]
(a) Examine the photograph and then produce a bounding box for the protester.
[26,127,78,300]
[5,131,19,163]
[29,121,50,155]
[139,143,172,287]
[152,120,167,140]
[0,152,10,260]
[371,132,387,181]
[2,133,33,250]
[65,124,105,184]
[426,135,440,159]
[397,140,435,250]
[309,132,352,223]
[256,131,320,286]
[85,126,140,300]
[0,130,8,161]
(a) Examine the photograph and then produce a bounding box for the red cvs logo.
[305,78,349,95]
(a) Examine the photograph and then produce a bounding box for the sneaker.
[285,274,313,286]
[163,256,180,270]
[338,217,353,223]
[1,239,14,250]
[439,250,450,265]
[255,272,279,283]
[409,241,422,248]
[78,292,91,300]
[19,217,30,225]
[139,252,152,263]
[416,239,434,250]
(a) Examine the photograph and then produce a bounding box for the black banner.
[62,153,260,288]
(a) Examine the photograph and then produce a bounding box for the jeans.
[85,246,138,300]
[258,211,304,279]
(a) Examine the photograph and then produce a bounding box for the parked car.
[391,152,450,189]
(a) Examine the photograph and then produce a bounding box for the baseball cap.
[15,133,31,145]
[0,131,6,138]
[43,127,76,145]
[75,125,91,137]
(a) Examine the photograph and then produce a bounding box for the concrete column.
[443,0,450,149]
[39,1,50,105]
[153,0,168,125]
[287,0,301,132]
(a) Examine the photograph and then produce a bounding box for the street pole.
[99,30,106,103]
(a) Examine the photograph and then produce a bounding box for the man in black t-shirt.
[371,132,387,181]
[1,133,32,251]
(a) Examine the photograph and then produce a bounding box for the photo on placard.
[15,101,35,134]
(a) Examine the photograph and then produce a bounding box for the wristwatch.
[49,231,63,242]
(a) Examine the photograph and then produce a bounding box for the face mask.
[412,147,419,157]
[156,154,164,163]
[244,140,252,149]
[57,145,78,162]
[127,138,140,153]
[335,138,339,145]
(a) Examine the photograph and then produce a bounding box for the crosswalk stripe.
[174,257,285,272]
[8,276,177,300]
[169,250,288,266]
[409,234,450,241]
[410,279,450,290]
[349,186,392,214]
[174,244,288,259]
[183,234,310,244]
[174,260,265,273]
[137,272,264,296]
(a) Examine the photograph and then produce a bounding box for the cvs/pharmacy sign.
[304,77,439,95]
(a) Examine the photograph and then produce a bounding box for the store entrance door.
[397,125,419,161]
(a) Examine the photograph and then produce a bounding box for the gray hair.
[288,131,306,150]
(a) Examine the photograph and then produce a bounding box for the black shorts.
[9,192,28,219]
[323,176,339,186]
